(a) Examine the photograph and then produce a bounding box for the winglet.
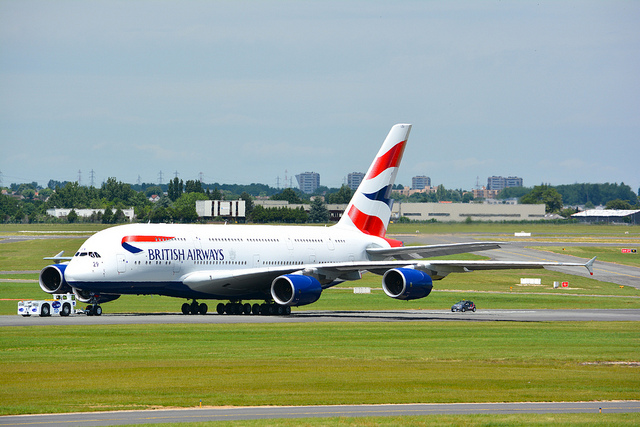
[584,256,596,275]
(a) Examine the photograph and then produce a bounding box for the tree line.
[1,178,638,224]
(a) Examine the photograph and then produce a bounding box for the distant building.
[487,176,523,191]
[393,202,546,222]
[296,172,320,194]
[571,209,640,224]
[347,172,365,191]
[196,200,246,219]
[46,208,135,221]
[412,176,431,190]
[473,186,500,199]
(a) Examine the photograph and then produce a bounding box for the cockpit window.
[75,252,101,258]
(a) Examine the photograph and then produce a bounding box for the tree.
[102,207,113,224]
[325,185,353,204]
[271,188,303,204]
[308,197,329,223]
[185,180,203,194]
[520,185,563,213]
[605,199,632,210]
[67,209,78,223]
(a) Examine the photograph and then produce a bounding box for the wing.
[313,256,597,281]
[181,255,596,295]
[366,242,502,260]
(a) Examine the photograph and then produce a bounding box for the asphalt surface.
[3,308,640,327]
[2,401,639,426]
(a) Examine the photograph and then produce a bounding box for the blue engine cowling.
[39,264,72,294]
[271,274,322,306]
[382,268,433,300]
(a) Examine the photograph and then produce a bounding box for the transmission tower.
[174,170,179,179]
[137,175,141,186]
[198,172,204,183]
[78,169,82,185]
[158,171,164,185]
[89,169,96,187]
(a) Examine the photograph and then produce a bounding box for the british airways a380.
[38,124,596,316]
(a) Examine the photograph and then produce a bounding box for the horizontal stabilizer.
[43,251,73,261]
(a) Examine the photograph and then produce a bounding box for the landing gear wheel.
[252,303,261,315]
[94,305,102,316]
[182,303,190,315]
[198,303,208,315]
[85,304,94,316]
[190,301,200,315]
[243,303,252,315]
[216,303,225,315]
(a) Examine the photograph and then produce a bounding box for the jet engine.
[72,287,121,304]
[39,264,72,294]
[382,268,433,300]
[271,274,322,306]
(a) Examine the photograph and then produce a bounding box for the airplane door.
[117,254,127,273]
[326,237,335,251]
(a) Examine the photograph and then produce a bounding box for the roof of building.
[572,209,640,218]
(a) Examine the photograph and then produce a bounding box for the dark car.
[451,300,476,312]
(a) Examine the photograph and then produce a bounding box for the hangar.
[392,202,547,222]
[571,209,640,224]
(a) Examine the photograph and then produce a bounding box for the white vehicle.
[18,293,77,317]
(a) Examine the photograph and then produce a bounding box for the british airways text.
[148,248,225,261]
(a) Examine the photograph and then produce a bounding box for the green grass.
[535,246,640,268]
[132,414,640,426]
[0,238,83,271]
[388,222,640,237]
[1,322,639,415]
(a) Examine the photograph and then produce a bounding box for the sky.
[1,1,639,193]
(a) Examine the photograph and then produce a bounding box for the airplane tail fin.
[337,124,411,239]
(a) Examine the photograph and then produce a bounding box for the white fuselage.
[63,223,389,300]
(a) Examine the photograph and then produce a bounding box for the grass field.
[1,222,639,423]
[122,414,640,426]
[1,322,639,416]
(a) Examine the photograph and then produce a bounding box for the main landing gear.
[180,300,292,316]
[216,301,291,316]
[181,300,208,315]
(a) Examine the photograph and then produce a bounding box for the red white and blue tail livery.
[338,124,409,242]
[38,124,596,316]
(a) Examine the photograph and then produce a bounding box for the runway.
[1,401,639,426]
[2,308,639,327]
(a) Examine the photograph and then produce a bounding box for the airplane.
[38,124,596,316]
